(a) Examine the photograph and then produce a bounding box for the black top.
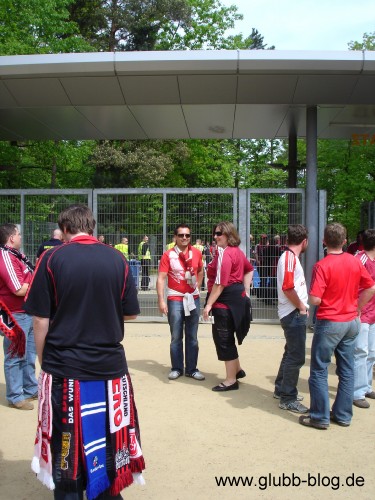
[36,237,63,259]
[25,235,140,380]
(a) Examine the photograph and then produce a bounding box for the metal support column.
[305,106,319,290]
[288,131,298,224]
[238,189,247,256]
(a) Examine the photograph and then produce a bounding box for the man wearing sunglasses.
[157,224,205,381]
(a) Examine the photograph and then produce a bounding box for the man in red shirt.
[0,223,37,410]
[353,229,375,408]
[157,224,204,381]
[300,223,375,430]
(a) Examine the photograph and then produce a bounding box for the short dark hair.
[287,224,308,246]
[174,224,191,236]
[0,223,17,245]
[362,229,375,251]
[58,204,96,235]
[324,223,346,248]
[213,221,241,247]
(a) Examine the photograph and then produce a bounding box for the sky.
[221,0,375,50]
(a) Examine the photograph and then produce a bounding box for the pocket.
[280,309,298,327]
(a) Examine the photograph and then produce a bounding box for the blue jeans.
[309,318,359,425]
[354,322,375,399]
[3,312,38,404]
[275,309,307,403]
[168,298,200,375]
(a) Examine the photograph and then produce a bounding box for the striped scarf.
[0,300,25,357]
[0,244,34,272]
[174,244,196,287]
[31,373,145,497]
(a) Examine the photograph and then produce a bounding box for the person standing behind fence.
[0,223,37,410]
[353,229,375,408]
[157,224,205,381]
[274,225,309,414]
[203,222,253,392]
[115,236,129,259]
[193,238,205,290]
[255,234,269,298]
[36,228,63,262]
[166,235,176,250]
[138,235,151,291]
[300,223,375,430]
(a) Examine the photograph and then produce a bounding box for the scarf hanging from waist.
[0,300,26,357]
[167,289,198,316]
[206,283,252,345]
[0,244,35,272]
[31,372,145,496]
[80,380,111,500]
[31,371,54,489]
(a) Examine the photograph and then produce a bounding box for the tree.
[316,139,375,239]
[0,140,95,189]
[67,0,246,51]
[157,0,242,50]
[90,140,191,187]
[348,32,375,50]
[0,0,92,55]
[68,0,192,51]
[221,28,275,50]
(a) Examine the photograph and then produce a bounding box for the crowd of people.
[1,208,375,498]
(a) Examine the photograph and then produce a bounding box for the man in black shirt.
[35,228,63,262]
[25,204,143,500]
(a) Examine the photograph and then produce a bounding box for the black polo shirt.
[36,237,63,259]
[25,235,140,380]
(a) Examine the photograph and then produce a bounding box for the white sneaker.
[185,370,205,381]
[168,370,182,380]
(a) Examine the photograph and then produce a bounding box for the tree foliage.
[69,0,192,51]
[0,0,92,55]
[348,32,375,50]
[90,140,190,187]
[0,141,95,188]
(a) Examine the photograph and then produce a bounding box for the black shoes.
[212,381,239,392]
[236,369,246,379]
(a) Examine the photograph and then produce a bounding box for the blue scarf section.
[80,381,111,500]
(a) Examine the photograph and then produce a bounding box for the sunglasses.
[214,231,223,236]
[177,233,191,238]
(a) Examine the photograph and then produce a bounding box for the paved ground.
[0,322,374,500]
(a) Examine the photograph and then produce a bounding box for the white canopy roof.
[0,50,375,141]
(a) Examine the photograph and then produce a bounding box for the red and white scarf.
[31,372,145,495]
[0,300,25,358]
[174,245,197,287]
[31,371,54,489]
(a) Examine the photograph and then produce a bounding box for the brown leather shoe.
[353,399,370,409]
[8,400,34,410]
[365,391,375,399]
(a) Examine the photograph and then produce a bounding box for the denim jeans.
[354,322,375,399]
[275,309,307,403]
[3,312,38,404]
[167,298,200,375]
[309,318,359,425]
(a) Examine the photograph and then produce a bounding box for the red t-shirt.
[356,251,375,324]
[310,252,375,322]
[0,247,32,313]
[207,246,253,308]
[159,246,203,301]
